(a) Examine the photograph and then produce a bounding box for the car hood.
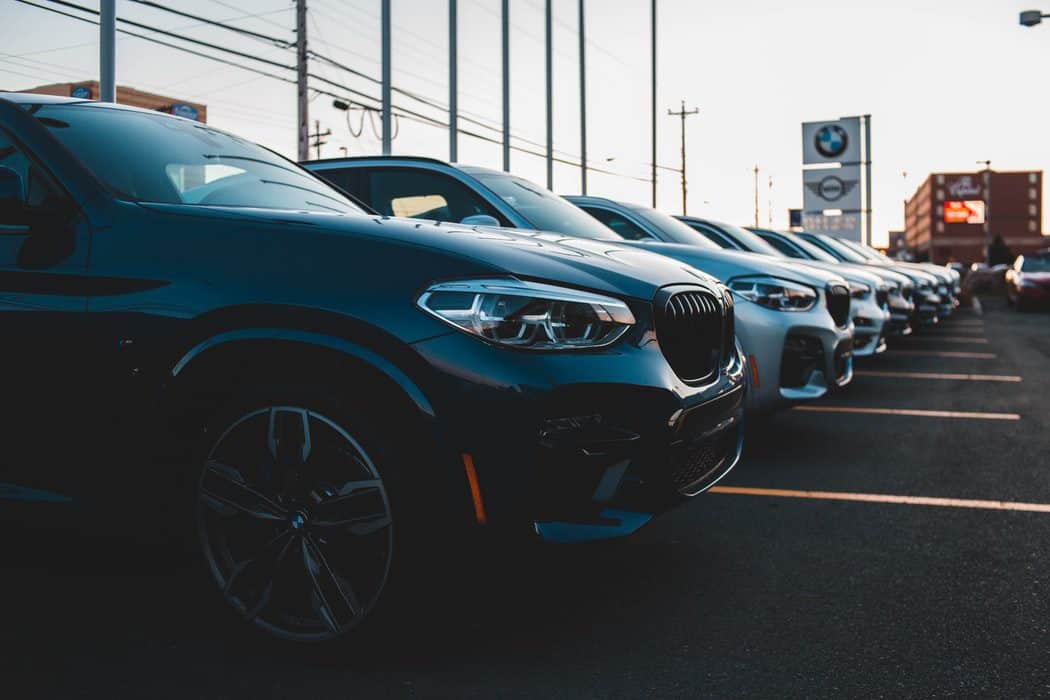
[788,259,886,288]
[137,204,720,302]
[1019,271,1050,284]
[618,241,848,288]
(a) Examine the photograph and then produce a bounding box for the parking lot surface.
[4,299,1049,698]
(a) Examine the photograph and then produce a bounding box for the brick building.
[904,169,1045,264]
[19,81,206,122]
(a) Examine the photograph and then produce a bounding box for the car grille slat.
[826,284,850,328]
[656,289,729,383]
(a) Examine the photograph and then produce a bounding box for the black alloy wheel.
[197,404,394,642]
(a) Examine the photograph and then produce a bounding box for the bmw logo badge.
[815,125,848,159]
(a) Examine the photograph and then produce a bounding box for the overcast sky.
[2,0,1048,245]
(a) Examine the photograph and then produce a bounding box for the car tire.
[194,386,408,644]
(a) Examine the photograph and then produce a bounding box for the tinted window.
[0,129,68,225]
[579,206,653,240]
[34,104,361,214]
[799,233,868,263]
[683,222,737,249]
[1020,255,1050,272]
[365,168,505,223]
[776,232,839,262]
[758,232,806,258]
[627,206,720,248]
[470,171,619,240]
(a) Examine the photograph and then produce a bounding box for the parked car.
[678,217,890,357]
[0,94,749,642]
[748,228,916,337]
[305,158,854,415]
[796,231,943,326]
[834,238,958,318]
[1006,251,1050,310]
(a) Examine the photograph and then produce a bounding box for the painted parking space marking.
[793,406,1020,420]
[900,336,990,344]
[854,370,1021,382]
[891,350,996,359]
[708,486,1050,513]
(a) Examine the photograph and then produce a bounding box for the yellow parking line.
[793,406,1020,420]
[855,370,1021,382]
[708,486,1050,513]
[891,350,996,359]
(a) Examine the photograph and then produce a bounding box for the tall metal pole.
[501,0,510,172]
[753,164,760,227]
[381,0,392,155]
[578,0,587,194]
[99,0,115,102]
[863,113,872,245]
[545,0,553,189]
[668,100,698,215]
[650,0,657,207]
[295,0,308,161]
[449,0,458,162]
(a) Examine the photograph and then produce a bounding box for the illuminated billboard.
[943,200,985,225]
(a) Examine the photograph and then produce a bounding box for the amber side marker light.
[748,355,760,389]
[461,453,488,525]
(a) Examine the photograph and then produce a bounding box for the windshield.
[35,104,363,214]
[838,238,887,263]
[801,233,870,264]
[721,225,789,257]
[469,170,619,240]
[1021,255,1050,272]
[628,206,721,250]
[777,231,839,262]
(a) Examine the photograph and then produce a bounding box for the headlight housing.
[849,281,872,299]
[417,278,635,350]
[727,276,818,312]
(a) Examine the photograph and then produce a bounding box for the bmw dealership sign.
[802,117,861,165]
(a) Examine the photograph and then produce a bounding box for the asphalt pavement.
[3,297,1049,699]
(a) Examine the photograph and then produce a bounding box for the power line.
[128,0,293,48]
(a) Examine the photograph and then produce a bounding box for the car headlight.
[849,281,872,299]
[417,278,635,349]
[727,276,818,312]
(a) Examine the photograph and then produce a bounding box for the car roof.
[305,155,454,168]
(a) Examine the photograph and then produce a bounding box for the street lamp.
[1020,9,1049,27]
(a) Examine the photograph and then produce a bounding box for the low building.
[904,169,1044,264]
[19,81,206,122]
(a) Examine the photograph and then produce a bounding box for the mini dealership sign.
[803,165,862,211]
[943,200,985,225]
[801,115,871,243]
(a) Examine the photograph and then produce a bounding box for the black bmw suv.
[0,93,744,642]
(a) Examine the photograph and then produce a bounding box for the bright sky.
[2,0,1049,245]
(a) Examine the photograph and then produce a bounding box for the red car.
[1006,251,1050,311]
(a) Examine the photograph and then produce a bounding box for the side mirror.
[460,214,501,227]
[0,166,26,221]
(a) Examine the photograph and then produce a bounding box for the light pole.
[1020,9,1050,26]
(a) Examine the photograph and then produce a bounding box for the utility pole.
[578,0,587,194]
[449,0,458,162]
[501,0,510,171]
[295,0,308,161]
[753,164,760,227]
[99,0,115,102]
[650,0,657,207]
[310,119,331,160]
[545,0,553,189]
[381,0,392,155]
[667,100,698,215]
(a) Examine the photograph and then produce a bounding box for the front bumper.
[409,324,747,543]
[734,298,853,414]
[851,295,889,357]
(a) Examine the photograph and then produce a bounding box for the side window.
[0,129,67,226]
[312,167,367,203]
[366,169,505,224]
[580,206,652,241]
[760,234,802,258]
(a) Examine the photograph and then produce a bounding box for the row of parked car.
[0,92,959,643]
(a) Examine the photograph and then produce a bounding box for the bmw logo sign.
[815,124,848,159]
